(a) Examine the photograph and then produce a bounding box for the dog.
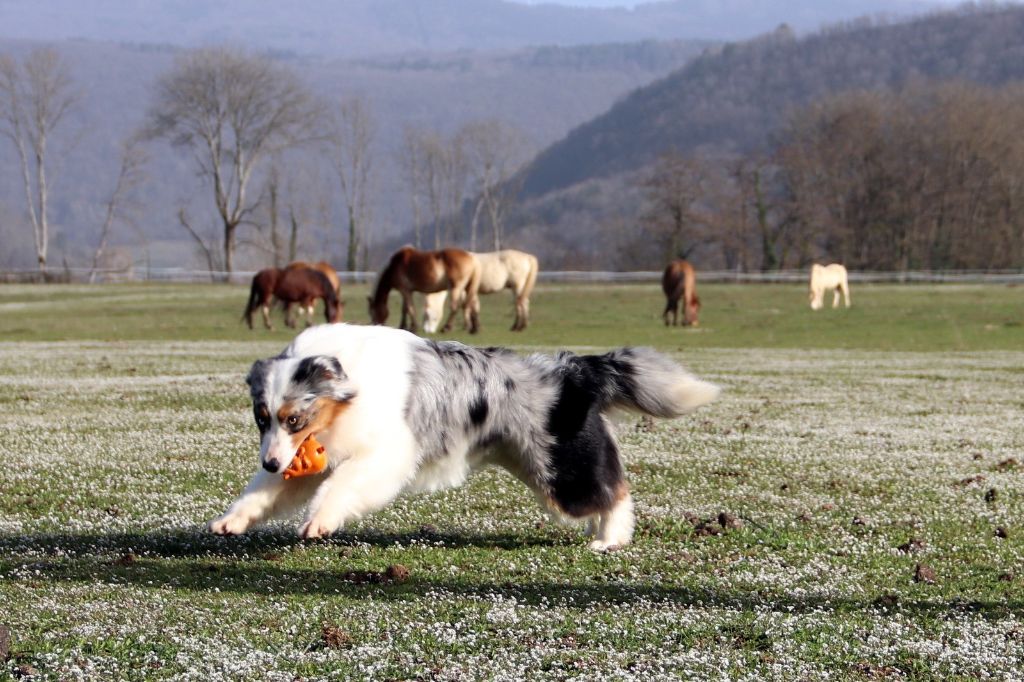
[209,323,719,549]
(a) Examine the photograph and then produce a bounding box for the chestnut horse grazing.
[369,246,481,334]
[243,266,342,330]
[662,259,701,327]
[422,249,539,333]
[284,260,342,323]
[285,261,340,297]
[243,267,282,330]
[809,263,850,310]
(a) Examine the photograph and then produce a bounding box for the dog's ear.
[246,359,272,397]
[293,355,356,402]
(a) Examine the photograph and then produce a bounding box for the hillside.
[520,5,1024,199]
[0,37,707,269]
[0,0,942,58]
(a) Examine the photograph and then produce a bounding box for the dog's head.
[246,355,357,474]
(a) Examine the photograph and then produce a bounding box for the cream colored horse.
[423,249,539,332]
[809,263,851,310]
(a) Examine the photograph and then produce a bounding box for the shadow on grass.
[2,528,1020,618]
[0,525,567,557]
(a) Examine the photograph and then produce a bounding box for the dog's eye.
[287,415,299,427]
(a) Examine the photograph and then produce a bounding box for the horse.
[243,266,341,330]
[422,249,539,333]
[369,246,481,334]
[243,267,283,330]
[809,263,851,310]
[285,261,340,297]
[284,260,342,322]
[662,259,701,327]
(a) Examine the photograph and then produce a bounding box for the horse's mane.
[312,269,339,306]
[371,247,412,305]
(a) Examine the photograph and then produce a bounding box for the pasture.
[1,281,1022,680]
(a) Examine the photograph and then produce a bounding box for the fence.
[2,266,1024,285]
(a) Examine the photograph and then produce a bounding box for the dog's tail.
[576,347,720,418]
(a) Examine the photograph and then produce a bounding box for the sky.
[514,0,961,5]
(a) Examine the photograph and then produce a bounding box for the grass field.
[1,282,1022,680]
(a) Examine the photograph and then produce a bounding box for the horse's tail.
[242,276,260,329]
[568,347,720,418]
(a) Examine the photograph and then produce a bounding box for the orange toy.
[282,435,328,479]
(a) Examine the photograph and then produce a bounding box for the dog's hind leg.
[209,470,321,535]
[589,486,634,551]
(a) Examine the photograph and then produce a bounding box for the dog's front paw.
[298,516,338,540]
[209,512,253,536]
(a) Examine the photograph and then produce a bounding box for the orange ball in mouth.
[282,435,328,479]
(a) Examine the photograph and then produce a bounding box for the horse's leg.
[261,303,273,330]
[402,291,418,333]
[304,301,315,327]
[842,280,851,307]
[468,294,481,333]
[517,293,530,331]
[466,289,480,334]
[664,297,678,326]
[441,287,461,333]
[832,286,840,309]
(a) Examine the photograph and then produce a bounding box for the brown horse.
[662,259,700,327]
[243,267,283,330]
[243,266,342,330]
[285,260,340,298]
[369,246,481,334]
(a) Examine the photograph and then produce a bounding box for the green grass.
[0,280,1021,350]
[0,282,1022,680]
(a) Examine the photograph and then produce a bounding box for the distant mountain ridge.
[519,5,1024,199]
[0,0,944,58]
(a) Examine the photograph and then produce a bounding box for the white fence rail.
[2,267,1024,285]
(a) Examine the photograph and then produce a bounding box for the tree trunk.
[223,220,236,281]
[346,205,359,272]
[288,207,299,263]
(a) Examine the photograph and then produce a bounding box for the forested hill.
[520,6,1024,199]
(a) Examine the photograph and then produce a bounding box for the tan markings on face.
[278,398,353,455]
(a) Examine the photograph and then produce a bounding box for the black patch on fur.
[293,356,343,387]
[545,355,625,517]
[504,377,516,392]
[288,355,355,403]
[469,394,489,426]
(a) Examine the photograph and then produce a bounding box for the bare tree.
[459,119,527,251]
[0,48,78,273]
[640,152,706,263]
[256,152,330,267]
[400,126,471,250]
[399,125,427,248]
[145,48,323,277]
[88,134,147,282]
[327,96,375,272]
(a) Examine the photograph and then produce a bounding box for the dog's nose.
[262,458,280,473]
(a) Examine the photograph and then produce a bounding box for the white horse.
[809,263,851,310]
[423,249,539,332]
